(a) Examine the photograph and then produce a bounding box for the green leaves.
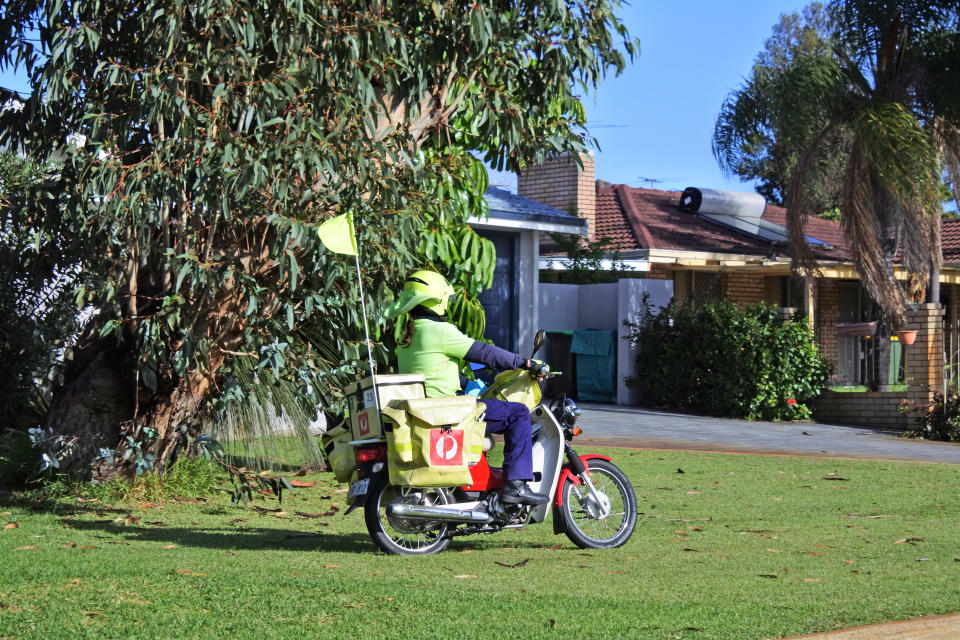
[626,300,832,421]
[0,0,637,474]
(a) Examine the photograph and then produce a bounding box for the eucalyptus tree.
[0,0,637,478]
[714,0,960,385]
[0,152,82,430]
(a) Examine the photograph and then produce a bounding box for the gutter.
[468,210,588,236]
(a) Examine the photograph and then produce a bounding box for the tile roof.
[942,218,960,264]
[594,183,849,262]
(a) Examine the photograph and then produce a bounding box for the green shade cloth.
[570,329,616,403]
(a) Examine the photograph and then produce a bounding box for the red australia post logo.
[357,412,370,436]
[429,429,463,466]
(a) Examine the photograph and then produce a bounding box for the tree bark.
[44,340,212,481]
[871,315,892,390]
[44,349,134,481]
[928,264,941,306]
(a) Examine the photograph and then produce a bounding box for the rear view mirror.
[531,330,545,358]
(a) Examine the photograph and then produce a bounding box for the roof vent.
[679,187,767,219]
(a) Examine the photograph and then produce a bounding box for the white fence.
[539,279,673,405]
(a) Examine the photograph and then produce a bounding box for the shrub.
[625,299,832,421]
[0,429,41,487]
[901,391,960,441]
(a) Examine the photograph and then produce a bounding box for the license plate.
[348,478,370,499]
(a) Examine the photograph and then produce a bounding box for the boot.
[500,480,549,505]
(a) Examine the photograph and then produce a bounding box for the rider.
[385,269,549,506]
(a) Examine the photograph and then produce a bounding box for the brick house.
[520,153,958,429]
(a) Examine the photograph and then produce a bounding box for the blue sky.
[490,0,812,194]
[2,1,810,198]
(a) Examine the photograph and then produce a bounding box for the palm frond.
[786,121,848,277]
[850,101,941,314]
[840,144,908,328]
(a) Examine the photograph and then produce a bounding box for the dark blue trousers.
[481,398,533,481]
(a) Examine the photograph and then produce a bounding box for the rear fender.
[343,462,387,515]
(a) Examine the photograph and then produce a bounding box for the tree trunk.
[871,315,892,390]
[44,340,210,482]
[868,188,902,390]
[44,349,134,481]
[928,263,941,306]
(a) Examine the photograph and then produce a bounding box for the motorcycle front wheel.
[363,475,452,555]
[558,459,637,549]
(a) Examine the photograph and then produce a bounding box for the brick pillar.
[816,279,839,383]
[904,303,945,405]
[517,152,596,240]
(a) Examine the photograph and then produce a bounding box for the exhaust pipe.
[387,502,492,523]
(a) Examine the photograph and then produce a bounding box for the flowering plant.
[625,299,832,421]
[901,390,960,441]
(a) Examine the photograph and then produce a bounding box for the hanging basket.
[896,330,918,345]
[836,321,878,337]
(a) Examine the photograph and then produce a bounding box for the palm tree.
[714,0,960,386]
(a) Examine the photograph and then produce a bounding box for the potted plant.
[896,330,918,345]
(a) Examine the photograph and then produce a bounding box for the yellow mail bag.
[321,423,355,483]
[381,397,486,487]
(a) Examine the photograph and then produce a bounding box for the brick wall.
[816,279,839,379]
[811,303,944,429]
[724,272,765,306]
[902,303,943,404]
[517,153,596,240]
[647,264,672,280]
[810,391,909,429]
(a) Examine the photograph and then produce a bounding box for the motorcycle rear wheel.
[558,459,637,549]
[363,475,452,555]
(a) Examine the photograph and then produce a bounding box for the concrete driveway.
[575,403,960,464]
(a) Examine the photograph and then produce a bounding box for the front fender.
[553,454,612,508]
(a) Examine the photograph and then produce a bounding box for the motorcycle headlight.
[562,398,580,427]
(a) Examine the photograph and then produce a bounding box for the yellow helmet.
[384,270,456,318]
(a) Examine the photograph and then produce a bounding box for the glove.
[523,359,549,378]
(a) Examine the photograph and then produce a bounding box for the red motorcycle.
[346,332,638,555]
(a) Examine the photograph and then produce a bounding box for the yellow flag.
[316,212,358,256]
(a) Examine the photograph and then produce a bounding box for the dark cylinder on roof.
[679,187,702,213]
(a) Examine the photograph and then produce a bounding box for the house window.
[781,277,803,308]
[764,275,803,309]
[690,272,722,307]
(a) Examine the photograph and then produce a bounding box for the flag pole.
[316,211,379,416]
[353,250,380,415]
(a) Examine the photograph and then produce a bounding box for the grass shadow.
[63,518,375,553]
[0,491,130,517]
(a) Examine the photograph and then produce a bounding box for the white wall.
[539,283,580,331]
[538,278,674,405]
[517,229,538,355]
[617,279,672,404]
[579,283,619,329]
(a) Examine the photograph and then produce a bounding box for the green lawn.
[2,448,960,639]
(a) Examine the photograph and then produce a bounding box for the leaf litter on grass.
[3,451,960,639]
